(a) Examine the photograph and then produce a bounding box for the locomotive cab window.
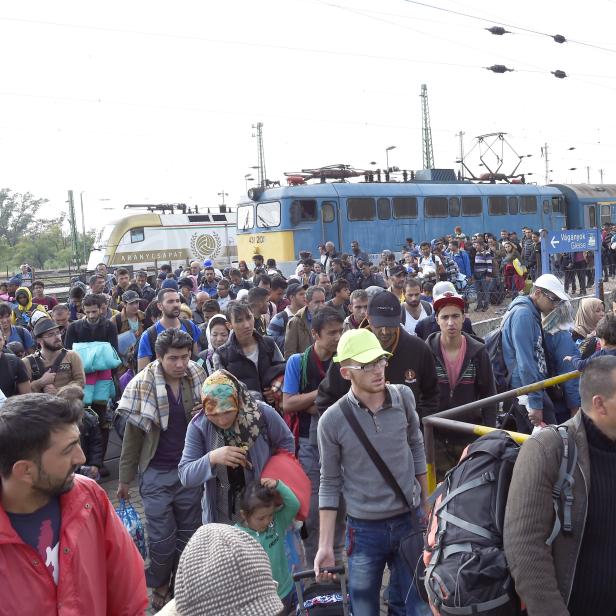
[508,197,519,214]
[543,200,550,214]
[393,197,418,219]
[290,200,317,226]
[377,198,391,220]
[130,228,145,243]
[238,204,254,230]
[461,197,482,216]
[425,197,448,218]
[488,197,507,216]
[256,201,280,228]
[348,198,376,221]
[520,196,537,214]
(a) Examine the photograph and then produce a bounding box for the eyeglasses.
[346,357,388,372]
[541,289,562,304]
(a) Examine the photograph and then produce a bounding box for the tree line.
[0,188,95,273]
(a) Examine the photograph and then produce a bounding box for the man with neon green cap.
[315,328,430,616]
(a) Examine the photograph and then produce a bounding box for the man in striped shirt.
[472,238,496,312]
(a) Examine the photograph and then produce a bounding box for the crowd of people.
[0,226,615,616]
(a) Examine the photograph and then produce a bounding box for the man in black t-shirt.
[0,329,30,398]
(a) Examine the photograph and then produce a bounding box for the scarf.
[543,300,575,335]
[117,359,206,432]
[201,370,262,450]
[573,298,604,338]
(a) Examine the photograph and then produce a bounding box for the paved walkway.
[102,472,390,614]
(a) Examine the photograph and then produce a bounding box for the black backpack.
[423,428,576,616]
[145,318,197,361]
[484,305,531,391]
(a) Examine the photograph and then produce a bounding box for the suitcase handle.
[293,565,346,582]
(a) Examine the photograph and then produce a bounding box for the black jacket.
[414,314,476,341]
[426,331,497,426]
[315,326,440,419]
[65,317,119,352]
[80,407,104,467]
[213,331,285,395]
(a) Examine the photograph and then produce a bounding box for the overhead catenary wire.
[400,0,616,54]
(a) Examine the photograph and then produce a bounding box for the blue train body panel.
[549,184,616,230]
[237,180,569,264]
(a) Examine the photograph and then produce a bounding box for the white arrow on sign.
[550,236,560,249]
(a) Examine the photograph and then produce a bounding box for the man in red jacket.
[0,393,148,615]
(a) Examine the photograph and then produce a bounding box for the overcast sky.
[1,0,615,232]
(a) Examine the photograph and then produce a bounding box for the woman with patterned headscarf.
[178,370,294,524]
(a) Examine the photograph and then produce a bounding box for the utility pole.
[600,168,604,184]
[541,142,550,185]
[587,166,591,183]
[420,84,435,169]
[67,190,80,267]
[79,191,87,266]
[218,190,229,213]
[456,131,465,178]
[252,122,267,188]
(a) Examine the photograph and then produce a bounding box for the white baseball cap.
[534,274,569,301]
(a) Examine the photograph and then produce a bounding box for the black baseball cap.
[368,290,401,327]
[286,282,308,298]
[389,265,406,277]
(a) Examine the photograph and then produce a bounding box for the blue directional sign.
[541,228,602,298]
[544,229,599,254]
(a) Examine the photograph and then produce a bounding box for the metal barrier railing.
[422,370,581,493]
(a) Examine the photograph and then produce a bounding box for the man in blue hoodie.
[446,239,472,278]
[501,274,569,429]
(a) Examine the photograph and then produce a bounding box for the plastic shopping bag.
[115,499,147,559]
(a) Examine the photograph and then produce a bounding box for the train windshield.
[238,204,254,231]
[97,224,115,248]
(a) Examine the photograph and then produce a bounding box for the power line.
[400,0,616,54]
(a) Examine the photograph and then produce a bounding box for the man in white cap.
[501,273,570,430]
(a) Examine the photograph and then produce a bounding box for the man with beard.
[24,318,85,395]
[400,278,433,336]
[50,303,70,343]
[387,265,408,303]
[0,394,148,614]
[137,288,200,371]
[65,294,119,352]
[118,329,205,612]
[65,294,119,474]
[316,290,439,420]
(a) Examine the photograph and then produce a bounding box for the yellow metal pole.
[472,424,530,444]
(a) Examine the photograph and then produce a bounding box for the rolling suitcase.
[293,565,351,615]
